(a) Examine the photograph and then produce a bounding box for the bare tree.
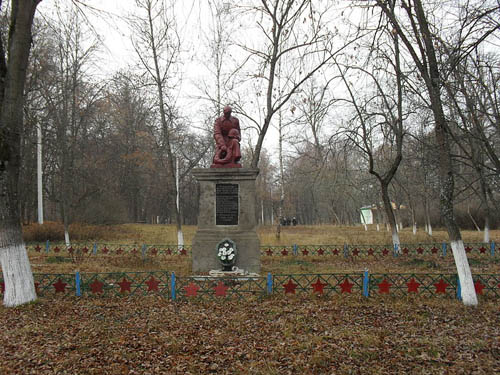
[129,0,184,247]
[373,0,500,305]
[0,0,41,307]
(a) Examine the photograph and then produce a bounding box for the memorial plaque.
[216,183,239,225]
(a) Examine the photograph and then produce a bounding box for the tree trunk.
[381,183,400,250]
[0,0,40,307]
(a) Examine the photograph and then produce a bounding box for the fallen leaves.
[0,296,499,374]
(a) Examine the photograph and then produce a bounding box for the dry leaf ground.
[1,296,499,374]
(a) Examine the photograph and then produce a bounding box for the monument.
[191,106,260,274]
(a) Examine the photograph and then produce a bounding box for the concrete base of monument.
[191,167,261,274]
[192,229,261,273]
[207,267,260,278]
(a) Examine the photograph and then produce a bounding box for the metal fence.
[26,241,499,258]
[2,271,499,300]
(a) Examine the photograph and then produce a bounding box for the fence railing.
[26,241,498,258]
[2,271,499,300]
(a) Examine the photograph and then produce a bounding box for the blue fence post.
[343,243,349,258]
[442,242,447,257]
[45,240,50,253]
[93,243,97,255]
[491,241,495,257]
[362,270,369,297]
[267,273,273,295]
[293,244,298,256]
[141,244,147,260]
[171,272,176,301]
[456,275,462,301]
[75,271,81,297]
[393,243,399,257]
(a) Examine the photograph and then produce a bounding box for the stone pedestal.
[192,168,260,273]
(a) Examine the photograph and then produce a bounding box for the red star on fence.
[317,248,325,255]
[406,278,420,293]
[378,279,392,294]
[214,281,229,297]
[434,279,449,294]
[382,248,389,256]
[90,279,104,294]
[118,278,132,293]
[102,247,109,254]
[416,247,424,254]
[474,280,485,295]
[116,248,123,255]
[53,247,60,253]
[402,247,409,255]
[131,248,138,255]
[352,248,359,256]
[146,276,160,292]
[479,246,487,254]
[339,279,354,293]
[165,248,172,255]
[266,248,273,256]
[179,248,187,256]
[35,245,41,252]
[311,278,327,294]
[281,248,289,256]
[82,247,89,254]
[185,283,200,297]
[465,246,472,253]
[431,246,438,254]
[332,248,339,256]
[283,279,297,294]
[67,247,74,254]
[367,248,374,256]
[53,278,67,293]
[302,249,309,256]
[150,248,158,256]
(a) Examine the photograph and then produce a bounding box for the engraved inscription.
[216,184,239,225]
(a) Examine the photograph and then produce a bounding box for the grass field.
[1,224,498,374]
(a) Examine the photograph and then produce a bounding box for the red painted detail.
[367,248,374,256]
[90,279,104,294]
[214,281,229,297]
[53,247,60,253]
[185,283,200,297]
[150,248,158,256]
[180,248,187,256]
[434,279,449,294]
[102,247,109,254]
[35,245,41,252]
[332,248,339,256]
[311,278,327,294]
[302,249,309,256]
[146,276,160,292]
[67,247,74,254]
[465,246,472,253]
[431,246,438,254]
[382,248,389,256]
[378,279,391,294]
[281,248,288,256]
[474,280,485,295]
[82,247,89,254]
[266,248,273,256]
[479,246,486,254]
[53,278,67,293]
[283,279,297,294]
[0,282,4,294]
[118,278,132,293]
[406,278,420,293]
[352,248,359,256]
[131,248,138,255]
[116,248,123,255]
[339,279,354,294]
[166,248,172,255]
[317,248,325,255]
[416,247,424,254]
[402,247,409,254]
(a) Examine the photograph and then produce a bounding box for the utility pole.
[37,123,43,224]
